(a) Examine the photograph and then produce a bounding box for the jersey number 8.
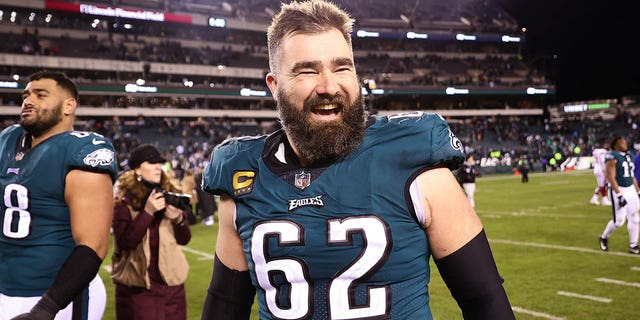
[2,184,31,239]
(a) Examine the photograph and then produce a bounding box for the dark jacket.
[457,163,479,184]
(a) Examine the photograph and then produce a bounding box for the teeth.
[314,104,337,110]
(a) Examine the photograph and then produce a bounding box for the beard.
[277,89,366,166]
[20,101,64,138]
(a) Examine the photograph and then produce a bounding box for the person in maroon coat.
[111,144,191,320]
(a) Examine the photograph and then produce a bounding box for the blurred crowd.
[3,107,639,182]
[0,3,541,92]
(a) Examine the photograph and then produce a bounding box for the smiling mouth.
[312,103,341,116]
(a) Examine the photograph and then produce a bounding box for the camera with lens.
[161,190,192,211]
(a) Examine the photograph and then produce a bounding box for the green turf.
[99,169,639,319]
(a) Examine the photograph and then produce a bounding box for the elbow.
[177,234,192,245]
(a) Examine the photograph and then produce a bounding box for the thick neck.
[29,119,74,148]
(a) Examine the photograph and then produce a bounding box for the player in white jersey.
[591,144,611,205]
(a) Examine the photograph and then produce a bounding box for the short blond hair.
[266,0,354,73]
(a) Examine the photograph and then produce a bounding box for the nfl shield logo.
[15,152,24,161]
[295,171,311,190]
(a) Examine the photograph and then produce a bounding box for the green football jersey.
[0,125,118,297]
[606,150,635,187]
[203,112,464,319]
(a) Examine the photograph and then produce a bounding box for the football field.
[98,169,639,319]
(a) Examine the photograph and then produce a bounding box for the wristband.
[45,245,102,309]
[201,254,255,319]
[434,230,515,319]
[11,294,59,320]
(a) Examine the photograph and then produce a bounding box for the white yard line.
[478,170,589,182]
[557,291,611,303]
[490,239,640,258]
[632,266,640,271]
[512,306,565,320]
[477,209,599,220]
[180,245,215,260]
[595,277,640,288]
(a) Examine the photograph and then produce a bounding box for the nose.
[315,72,340,96]
[22,95,34,107]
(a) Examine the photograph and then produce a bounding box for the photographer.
[111,144,191,320]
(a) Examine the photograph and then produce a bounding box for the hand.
[143,189,166,214]
[11,295,58,320]
[617,195,627,208]
[164,204,183,223]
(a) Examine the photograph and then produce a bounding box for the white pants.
[611,186,640,225]
[462,182,476,208]
[0,275,106,320]
[593,168,606,188]
[593,169,607,196]
[601,185,640,247]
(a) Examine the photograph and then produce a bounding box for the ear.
[63,97,77,116]
[265,72,278,101]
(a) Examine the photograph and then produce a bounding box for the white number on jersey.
[251,215,391,320]
[2,184,30,239]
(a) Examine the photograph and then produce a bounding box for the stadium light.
[240,88,267,97]
[208,17,226,28]
[356,30,380,38]
[501,35,521,43]
[406,31,428,39]
[0,81,18,88]
[445,87,470,95]
[124,83,157,93]
[526,87,548,95]
[455,33,477,41]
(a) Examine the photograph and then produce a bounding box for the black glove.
[11,294,58,320]
[618,195,627,208]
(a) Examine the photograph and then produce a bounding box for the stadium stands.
[2,0,637,177]
[0,0,553,114]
